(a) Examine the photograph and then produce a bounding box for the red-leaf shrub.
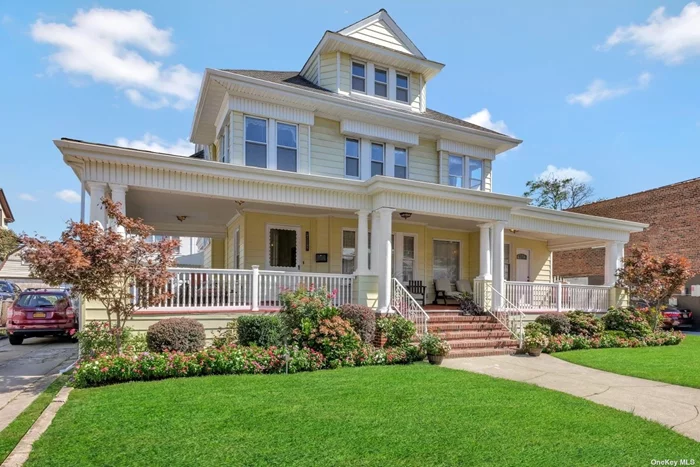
[601,307,652,339]
[339,304,376,343]
[565,310,604,337]
[535,313,571,335]
[543,330,684,353]
[146,318,206,353]
[300,316,362,368]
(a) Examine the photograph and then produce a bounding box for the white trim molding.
[437,139,496,160]
[341,119,418,146]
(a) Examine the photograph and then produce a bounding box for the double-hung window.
[342,230,356,274]
[469,159,483,189]
[374,68,388,98]
[371,143,384,177]
[276,122,297,172]
[448,155,464,187]
[396,73,409,103]
[402,236,415,282]
[345,138,360,178]
[394,148,408,179]
[352,62,366,92]
[245,116,267,168]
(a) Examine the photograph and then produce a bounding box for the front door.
[266,225,301,271]
[516,248,530,282]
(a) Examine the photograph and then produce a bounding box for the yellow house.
[55,10,645,343]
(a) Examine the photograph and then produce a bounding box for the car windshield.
[0,283,12,293]
[16,293,68,308]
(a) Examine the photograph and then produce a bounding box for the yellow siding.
[319,53,337,91]
[244,212,315,271]
[202,243,212,268]
[347,20,412,55]
[409,138,438,183]
[310,117,345,177]
[339,53,351,94]
[298,123,310,173]
[504,236,552,283]
[226,216,245,269]
[210,239,225,269]
[303,54,320,85]
[410,73,420,112]
[231,111,244,165]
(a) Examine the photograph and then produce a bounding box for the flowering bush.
[76,322,147,358]
[601,307,652,339]
[544,330,685,353]
[524,322,550,350]
[146,318,206,353]
[566,310,604,337]
[535,313,571,335]
[339,304,376,343]
[298,316,361,368]
[419,333,451,356]
[376,315,416,347]
[279,284,338,337]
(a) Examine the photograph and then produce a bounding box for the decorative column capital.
[355,209,371,217]
[109,183,129,194]
[85,181,107,193]
[476,223,493,229]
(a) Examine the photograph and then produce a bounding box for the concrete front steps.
[425,310,520,358]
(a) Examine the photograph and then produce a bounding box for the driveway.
[444,354,700,442]
[0,337,77,431]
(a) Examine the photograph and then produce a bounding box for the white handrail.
[390,278,429,335]
[486,283,525,347]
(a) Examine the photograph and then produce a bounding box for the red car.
[6,289,78,345]
[662,307,693,330]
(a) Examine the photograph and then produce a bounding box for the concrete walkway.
[443,354,700,442]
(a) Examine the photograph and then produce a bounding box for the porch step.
[445,348,517,359]
[434,330,512,340]
[427,322,504,332]
[447,338,519,350]
[427,315,495,324]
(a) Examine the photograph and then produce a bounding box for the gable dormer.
[300,10,443,113]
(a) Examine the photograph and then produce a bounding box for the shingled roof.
[219,69,510,137]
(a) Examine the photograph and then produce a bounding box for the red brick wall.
[554,178,700,278]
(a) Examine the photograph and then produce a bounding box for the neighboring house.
[554,177,700,293]
[0,188,14,229]
[55,10,646,343]
[148,235,204,268]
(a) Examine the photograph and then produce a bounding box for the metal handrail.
[486,283,525,347]
[391,278,430,335]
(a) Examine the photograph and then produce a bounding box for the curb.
[1,387,72,467]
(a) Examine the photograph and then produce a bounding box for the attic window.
[396,73,409,103]
[352,62,366,92]
[374,68,388,98]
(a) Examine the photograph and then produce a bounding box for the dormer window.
[396,73,409,103]
[351,62,366,92]
[374,68,388,98]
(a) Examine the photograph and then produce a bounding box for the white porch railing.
[138,267,354,310]
[504,281,610,313]
[390,278,429,336]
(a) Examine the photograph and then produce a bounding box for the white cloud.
[30,8,201,109]
[55,189,81,203]
[18,193,37,201]
[566,72,651,107]
[1,14,12,25]
[538,165,593,183]
[602,3,700,64]
[115,133,194,156]
[464,108,513,136]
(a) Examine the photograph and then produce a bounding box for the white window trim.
[374,66,389,99]
[394,232,417,283]
[370,142,385,177]
[341,227,357,274]
[351,60,367,94]
[345,137,361,179]
[469,158,485,191]
[244,115,268,169]
[276,121,299,173]
[234,227,241,269]
[265,223,301,271]
[395,71,410,103]
[394,147,409,179]
[432,238,462,282]
[447,154,485,191]
[504,242,512,282]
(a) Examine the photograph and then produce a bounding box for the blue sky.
[1,1,699,239]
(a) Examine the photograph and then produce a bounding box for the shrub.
[545,334,575,353]
[544,329,685,353]
[300,316,361,368]
[638,307,664,332]
[279,285,338,337]
[146,318,206,353]
[76,322,147,358]
[571,335,592,350]
[566,310,604,337]
[419,333,451,356]
[535,313,571,335]
[237,315,283,347]
[376,315,416,347]
[525,322,551,336]
[524,322,550,350]
[602,307,652,339]
[339,304,376,343]
[212,319,238,348]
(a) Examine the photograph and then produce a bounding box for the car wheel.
[9,335,24,345]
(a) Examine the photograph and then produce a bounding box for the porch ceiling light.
[399,212,412,220]
[176,215,188,222]
[509,228,519,233]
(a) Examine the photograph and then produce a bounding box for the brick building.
[554,177,700,292]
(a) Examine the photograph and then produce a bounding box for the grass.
[554,334,700,388]
[0,374,69,463]
[26,365,699,466]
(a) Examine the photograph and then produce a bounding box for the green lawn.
[0,374,69,463]
[554,334,700,388]
[26,365,699,466]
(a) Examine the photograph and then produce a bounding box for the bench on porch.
[433,278,472,305]
[406,280,426,306]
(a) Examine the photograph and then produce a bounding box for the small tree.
[524,175,594,210]
[616,245,693,311]
[0,228,20,271]
[20,199,179,352]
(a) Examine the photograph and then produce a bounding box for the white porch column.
[491,221,506,310]
[370,211,380,272]
[477,223,492,280]
[109,184,128,215]
[374,207,394,313]
[604,241,626,287]
[86,181,107,228]
[355,210,370,275]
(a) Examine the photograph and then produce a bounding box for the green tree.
[0,228,20,271]
[524,176,594,210]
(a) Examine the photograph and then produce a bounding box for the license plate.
[33,312,46,318]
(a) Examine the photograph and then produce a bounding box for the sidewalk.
[443,354,700,442]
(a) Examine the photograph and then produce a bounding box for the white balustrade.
[390,278,429,335]
[502,281,610,313]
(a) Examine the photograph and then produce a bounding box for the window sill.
[349,91,415,111]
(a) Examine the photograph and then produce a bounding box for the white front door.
[516,248,530,282]
[266,224,301,271]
